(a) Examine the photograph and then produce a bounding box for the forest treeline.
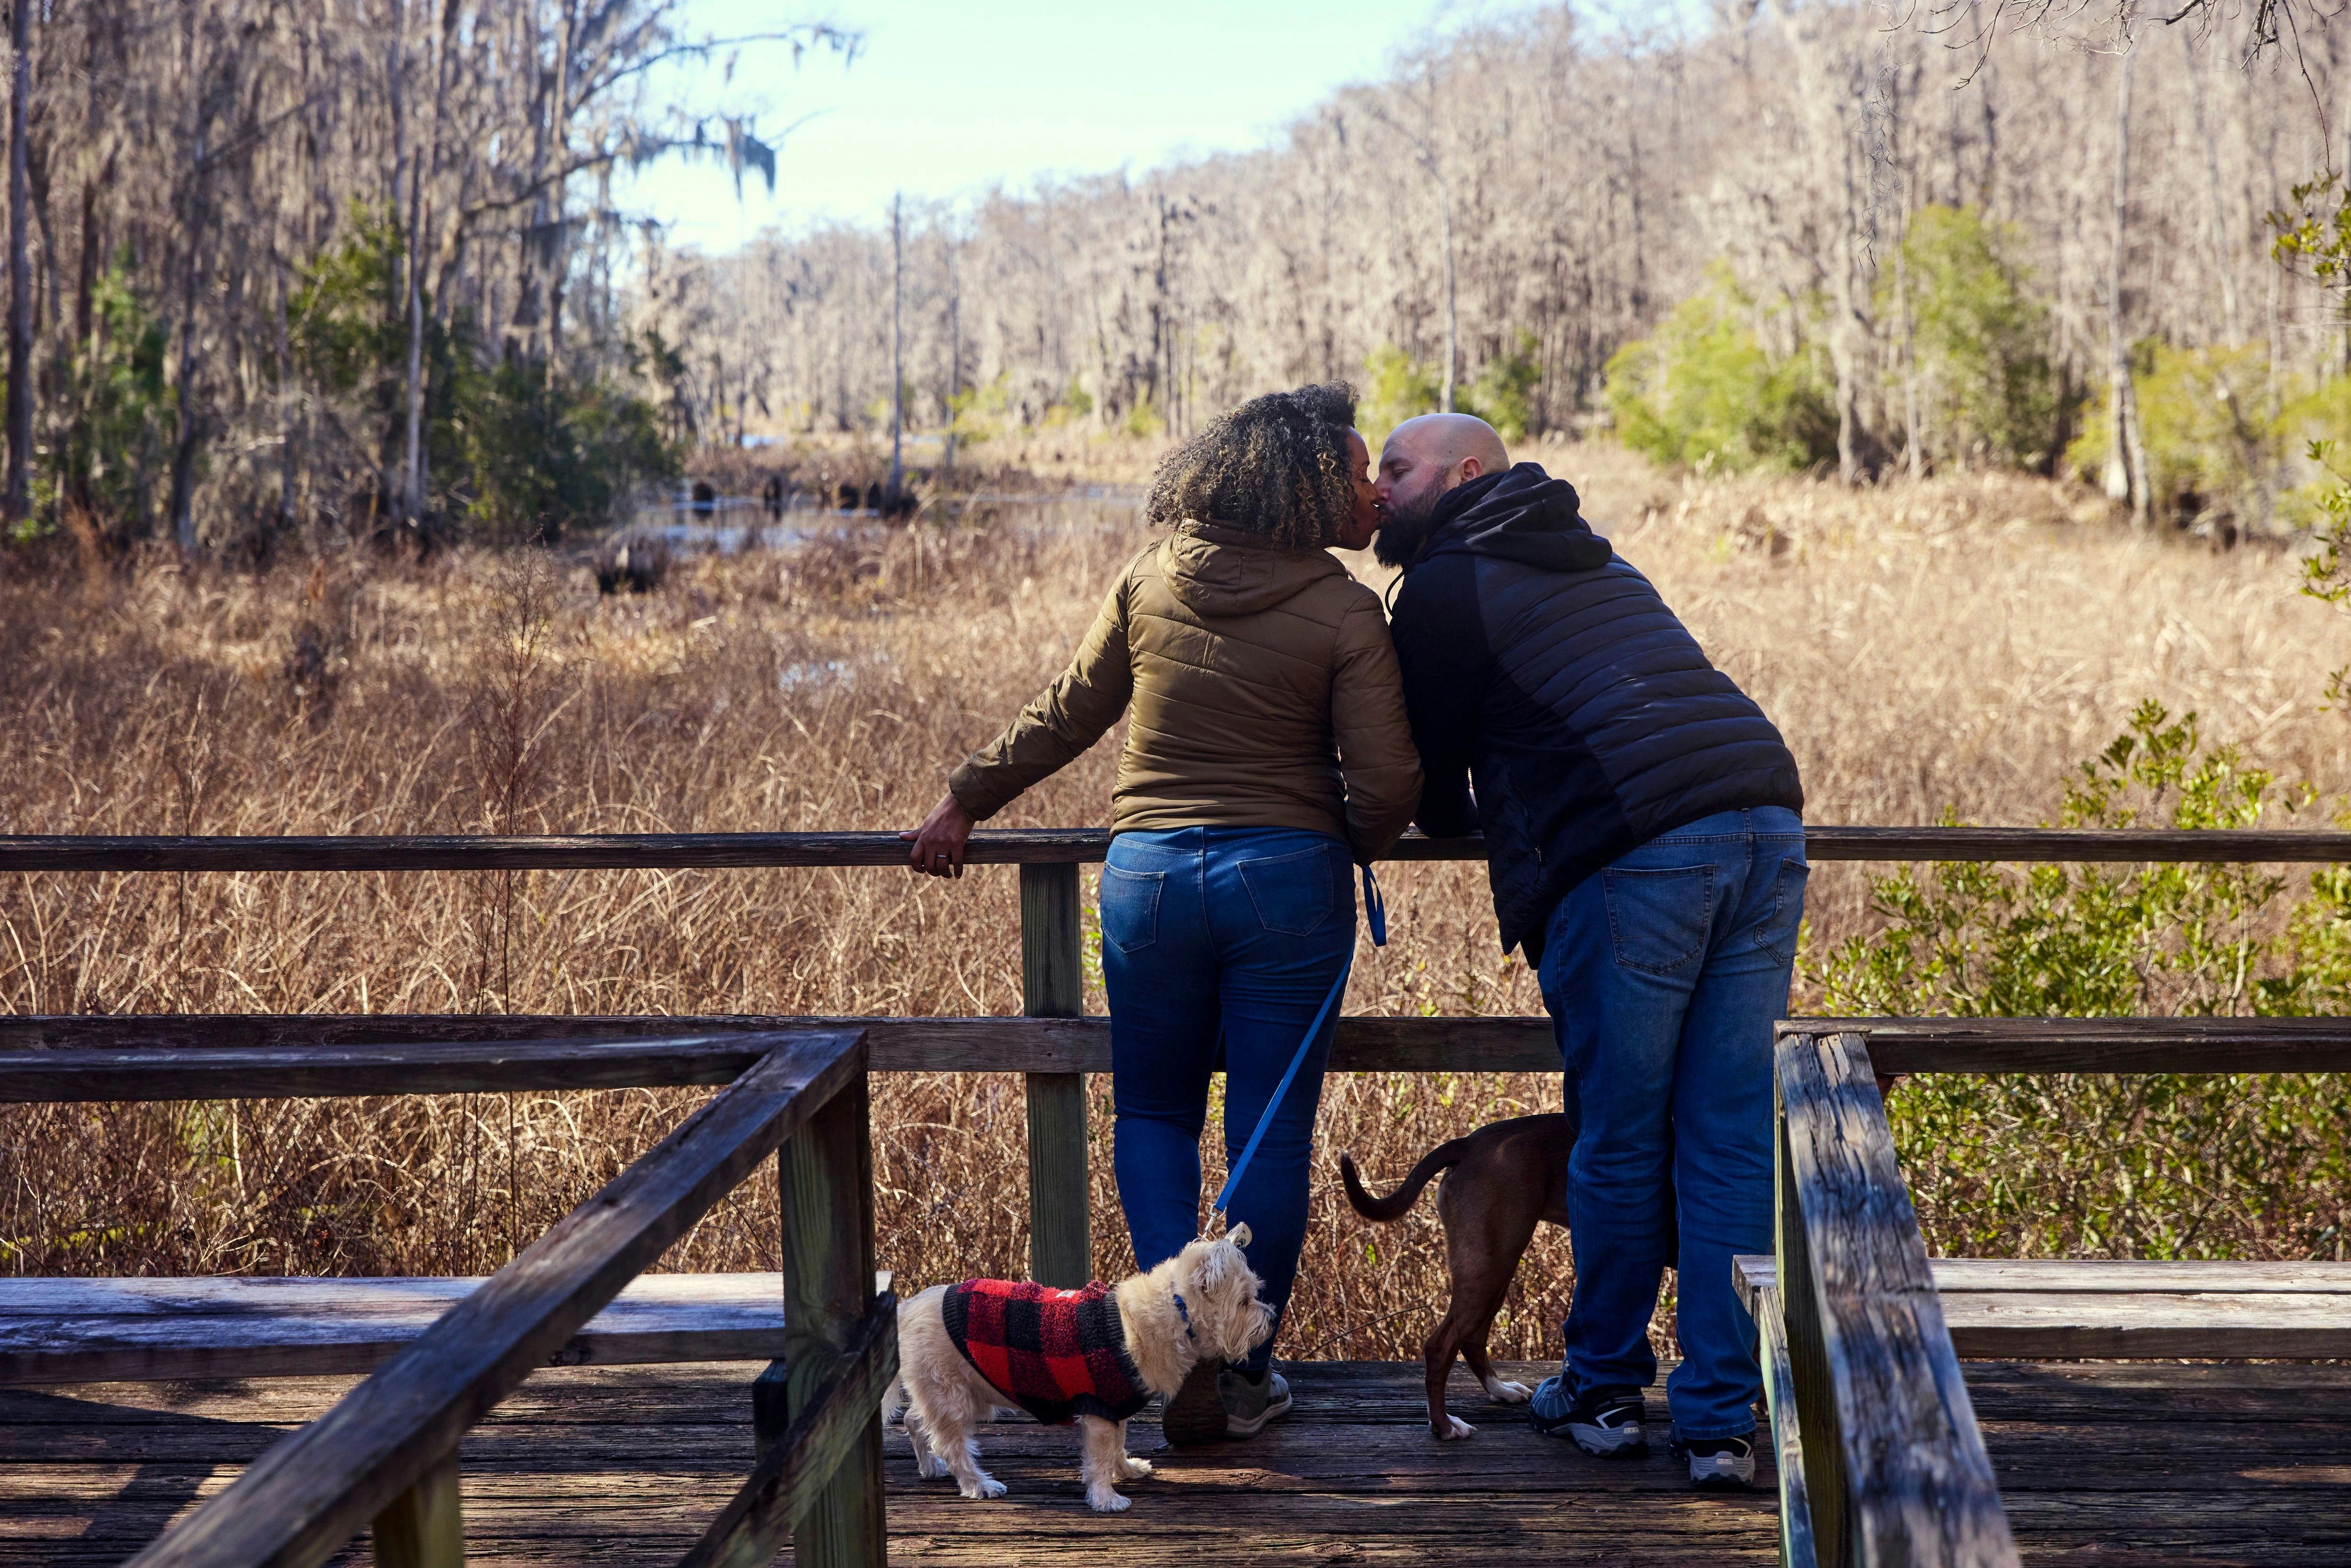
[0,0,847,558]
[6,1,2351,556]
[654,3,2351,540]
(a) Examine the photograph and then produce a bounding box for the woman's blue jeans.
[1101,826,1355,1372]
[1537,807,1808,1440]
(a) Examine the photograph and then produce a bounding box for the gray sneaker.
[1218,1366,1293,1438]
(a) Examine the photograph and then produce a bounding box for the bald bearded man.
[1373,414,1805,1491]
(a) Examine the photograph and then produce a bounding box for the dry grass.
[2,445,2342,1362]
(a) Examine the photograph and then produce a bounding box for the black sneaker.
[1670,1431,1757,1490]
[1530,1379,1648,1458]
[1160,1358,1227,1447]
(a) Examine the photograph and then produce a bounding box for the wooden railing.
[8,824,2351,1567]
[50,1026,893,1568]
[1760,1015,2351,1568]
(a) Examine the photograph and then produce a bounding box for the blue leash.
[1211,864,1386,1222]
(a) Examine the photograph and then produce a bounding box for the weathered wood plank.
[1745,1258,2351,1296]
[122,1032,866,1568]
[1744,1258,2351,1361]
[778,1069,885,1568]
[1,1272,871,1387]
[14,1358,2351,1568]
[1738,1265,1818,1568]
[680,1293,898,1568]
[8,1012,2346,1091]
[1778,1028,2020,1567]
[1020,862,1090,1289]
[0,1031,826,1102]
[1785,1016,2351,1074]
[4,826,2346,874]
[369,1448,462,1568]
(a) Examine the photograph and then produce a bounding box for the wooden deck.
[5,1358,2346,1566]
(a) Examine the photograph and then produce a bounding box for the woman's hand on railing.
[902,793,976,878]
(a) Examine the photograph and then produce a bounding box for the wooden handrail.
[125,1030,870,1568]
[683,1292,900,1568]
[1776,1029,2019,1567]
[5,1013,2347,1101]
[4,824,2350,872]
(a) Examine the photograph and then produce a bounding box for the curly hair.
[1142,382,1360,549]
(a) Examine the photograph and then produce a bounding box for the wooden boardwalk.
[5,1358,2346,1566]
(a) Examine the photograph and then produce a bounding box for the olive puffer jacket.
[947,522,1423,863]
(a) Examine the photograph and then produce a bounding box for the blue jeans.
[1101,826,1356,1372]
[1538,807,1807,1439]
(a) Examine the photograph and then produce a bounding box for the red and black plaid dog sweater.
[940,1278,1150,1425]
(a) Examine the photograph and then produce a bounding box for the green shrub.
[288,202,405,401]
[2066,342,2279,524]
[1892,205,2060,470]
[1603,264,1836,473]
[1361,343,1440,444]
[1461,329,1541,443]
[444,356,680,545]
[1814,702,2351,1260]
[42,261,172,541]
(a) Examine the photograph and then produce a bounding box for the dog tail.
[1339,1137,1470,1224]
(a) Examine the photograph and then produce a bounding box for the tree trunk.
[2104,31,2144,519]
[1438,172,1457,414]
[6,0,34,521]
[2180,29,2241,343]
[887,193,903,495]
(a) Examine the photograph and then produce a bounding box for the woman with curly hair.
[904,383,1422,1444]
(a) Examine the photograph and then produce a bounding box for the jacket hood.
[1415,463,1613,573]
[1159,520,1347,617]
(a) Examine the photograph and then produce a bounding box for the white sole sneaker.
[1675,1435,1757,1489]
[1220,1369,1292,1438]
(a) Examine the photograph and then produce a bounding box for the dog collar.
[1171,1290,1196,1341]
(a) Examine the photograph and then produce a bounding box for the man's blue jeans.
[1537,807,1807,1439]
[1101,826,1356,1372]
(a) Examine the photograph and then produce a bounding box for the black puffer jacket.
[1387,463,1803,956]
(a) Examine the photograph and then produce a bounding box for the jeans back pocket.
[1236,843,1340,936]
[1754,857,1810,965]
[1602,864,1717,975]
[1099,865,1165,953]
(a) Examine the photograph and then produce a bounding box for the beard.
[1372,485,1446,569]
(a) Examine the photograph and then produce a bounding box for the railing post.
[1777,1039,1847,1568]
[779,1072,885,1568]
[371,1447,463,1568]
[1020,860,1090,1287]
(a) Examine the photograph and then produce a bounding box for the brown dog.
[1340,1113,1575,1440]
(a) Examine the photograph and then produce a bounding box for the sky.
[607,0,1483,253]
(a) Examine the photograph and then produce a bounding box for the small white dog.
[884,1226,1273,1512]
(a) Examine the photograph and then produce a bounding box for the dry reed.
[2,445,2342,1361]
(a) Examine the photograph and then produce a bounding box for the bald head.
[1371,413,1511,568]
[1385,413,1509,477]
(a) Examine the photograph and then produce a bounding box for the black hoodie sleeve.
[1387,558,1488,838]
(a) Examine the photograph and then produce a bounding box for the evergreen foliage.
[2066,343,2278,525]
[1817,703,2351,1259]
[1602,265,1837,473]
[57,201,681,546]
[1892,205,2061,469]
[1462,330,1541,443]
[41,262,172,542]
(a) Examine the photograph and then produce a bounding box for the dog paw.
[917,1456,949,1480]
[1434,1415,1476,1440]
[1087,1489,1132,1513]
[1122,1456,1155,1479]
[1484,1378,1533,1405]
[959,1477,1008,1500]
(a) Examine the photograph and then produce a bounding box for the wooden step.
[1734,1257,2351,1360]
[0,1271,880,1385]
